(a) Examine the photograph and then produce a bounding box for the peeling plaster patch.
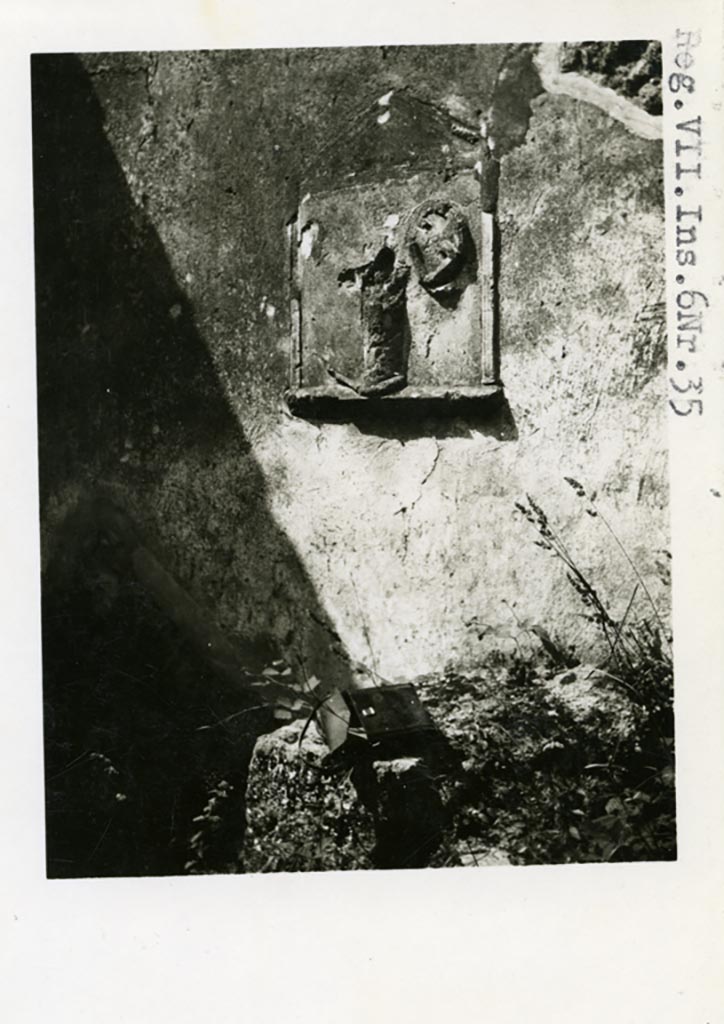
[535,43,662,142]
[383,212,400,246]
[299,221,319,259]
[484,46,543,159]
[444,93,475,125]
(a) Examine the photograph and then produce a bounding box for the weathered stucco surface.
[34,45,667,694]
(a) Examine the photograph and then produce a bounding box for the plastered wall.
[34,45,668,691]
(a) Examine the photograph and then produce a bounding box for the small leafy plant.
[502,480,674,861]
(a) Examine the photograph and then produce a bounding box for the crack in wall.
[395,442,441,519]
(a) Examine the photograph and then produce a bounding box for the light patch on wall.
[299,221,319,260]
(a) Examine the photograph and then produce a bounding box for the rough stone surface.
[243,722,447,871]
[560,41,662,115]
[34,45,668,709]
[242,718,376,872]
[358,755,447,868]
[542,664,638,742]
[250,718,328,766]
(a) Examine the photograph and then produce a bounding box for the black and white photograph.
[3,1,724,1021]
[33,41,676,877]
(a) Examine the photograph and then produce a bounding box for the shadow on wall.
[32,55,355,877]
[306,395,519,443]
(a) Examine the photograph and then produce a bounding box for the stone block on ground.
[242,718,375,872]
[542,664,638,742]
